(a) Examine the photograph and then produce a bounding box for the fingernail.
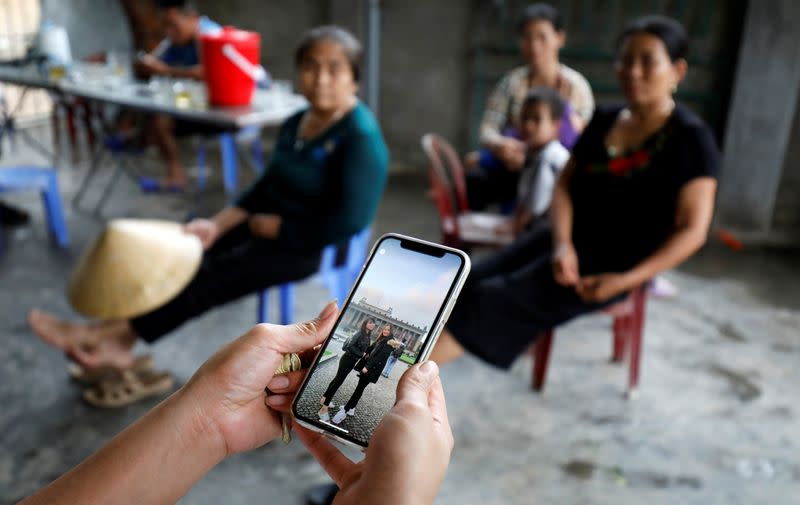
[319,300,338,319]
[419,360,438,377]
[268,375,290,390]
[266,394,288,406]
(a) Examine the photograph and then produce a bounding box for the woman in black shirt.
[431,15,719,369]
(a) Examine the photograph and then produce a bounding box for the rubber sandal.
[83,368,175,408]
[68,354,155,385]
[138,177,186,194]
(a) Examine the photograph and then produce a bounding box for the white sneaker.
[346,408,356,416]
[332,407,347,424]
[318,410,330,422]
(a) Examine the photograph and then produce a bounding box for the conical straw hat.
[68,219,202,320]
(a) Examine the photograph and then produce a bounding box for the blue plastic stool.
[196,126,264,195]
[257,228,371,324]
[0,167,69,248]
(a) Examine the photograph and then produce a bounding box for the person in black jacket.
[332,324,400,424]
[318,318,375,422]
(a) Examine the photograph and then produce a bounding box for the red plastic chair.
[421,133,513,249]
[530,285,648,398]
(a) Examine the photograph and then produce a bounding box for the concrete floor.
[1,127,799,504]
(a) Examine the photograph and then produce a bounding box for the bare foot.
[28,309,85,350]
[29,309,136,370]
[66,333,136,370]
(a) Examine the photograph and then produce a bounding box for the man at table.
[134,0,222,191]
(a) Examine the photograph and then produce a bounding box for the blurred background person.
[28,25,389,408]
[431,16,719,372]
[465,2,594,211]
[134,0,222,191]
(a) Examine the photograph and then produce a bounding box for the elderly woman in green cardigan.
[28,26,389,406]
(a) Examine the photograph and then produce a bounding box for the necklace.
[606,99,675,157]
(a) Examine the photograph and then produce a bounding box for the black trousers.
[446,226,627,369]
[344,375,372,411]
[322,352,359,405]
[130,223,321,342]
[465,166,520,211]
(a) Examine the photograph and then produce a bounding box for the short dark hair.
[617,15,688,61]
[521,87,565,121]
[294,25,362,82]
[156,0,197,14]
[517,3,563,34]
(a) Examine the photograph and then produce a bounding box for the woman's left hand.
[249,213,282,239]
[182,301,338,457]
[575,273,632,303]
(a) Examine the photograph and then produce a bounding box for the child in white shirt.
[507,88,570,235]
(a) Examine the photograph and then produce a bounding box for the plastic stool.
[196,127,265,194]
[257,228,371,324]
[0,167,69,248]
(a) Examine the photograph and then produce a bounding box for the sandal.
[138,177,186,194]
[68,354,155,385]
[83,368,175,408]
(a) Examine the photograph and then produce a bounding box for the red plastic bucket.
[200,27,262,106]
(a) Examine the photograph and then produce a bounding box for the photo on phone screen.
[293,235,468,447]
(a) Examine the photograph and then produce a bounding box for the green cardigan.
[235,101,389,250]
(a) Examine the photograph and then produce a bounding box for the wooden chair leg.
[66,105,79,162]
[627,287,648,398]
[531,330,554,392]
[81,101,96,153]
[51,104,62,152]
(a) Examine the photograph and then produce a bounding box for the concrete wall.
[372,0,472,164]
[716,0,800,243]
[196,1,325,82]
[195,0,473,167]
[36,0,800,245]
[41,0,131,59]
[772,86,800,240]
[43,0,742,169]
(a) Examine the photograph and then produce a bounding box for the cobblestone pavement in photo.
[295,338,410,444]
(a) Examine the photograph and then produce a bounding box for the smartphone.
[292,233,471,449]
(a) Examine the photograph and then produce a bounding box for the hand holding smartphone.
[292,234,470,449]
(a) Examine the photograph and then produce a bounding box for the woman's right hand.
[552,241,580,287]
[184,218,220,251]
[292,362,453,505]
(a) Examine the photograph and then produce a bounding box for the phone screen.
[293,235,467,447]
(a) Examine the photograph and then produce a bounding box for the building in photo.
[340,297,428,355]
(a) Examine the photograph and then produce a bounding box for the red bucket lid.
[201,26,259,47]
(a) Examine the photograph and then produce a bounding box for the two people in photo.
[318,320,404,424]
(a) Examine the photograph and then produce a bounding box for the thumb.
[266,300,339,353]
[395,361,439,408]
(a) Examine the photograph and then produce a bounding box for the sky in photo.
[348,237,463,329]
